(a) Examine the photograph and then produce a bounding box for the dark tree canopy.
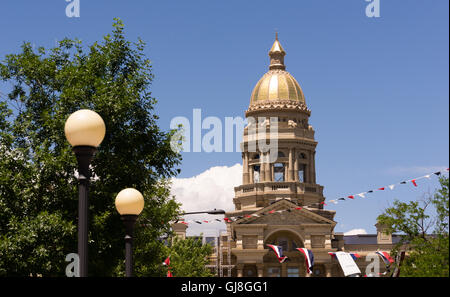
[0,19,182,276]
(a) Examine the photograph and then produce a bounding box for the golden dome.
[250,35,306,105]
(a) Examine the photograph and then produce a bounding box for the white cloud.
[170,163,242,236]
[344,228,368,236]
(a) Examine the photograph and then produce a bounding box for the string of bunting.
[175,168,449,226]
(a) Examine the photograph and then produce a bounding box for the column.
[288,148,294,181]
[294,153,299,181]
[324,264,333,277]
[257,264,264,277]
[281,262,287,277]
[264,153,271,182]
[249,166,254,184]
[237,264,244,278]
[243,152,249,184]
[260,153,266,182]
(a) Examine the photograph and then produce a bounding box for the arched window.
[253,165,260,183]
[274,163,285,182]
[299,153,307,159]
[277,151,285,158]
[298,164,306,183]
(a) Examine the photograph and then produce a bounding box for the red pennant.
[411,179,417,187]
[320,202,327,206]
[348,195,354,199]
[162,256,170,266]
[224,218,231,222]
[295,207,302,210]
[203,220,209,223]
[268,210,275,214]
[245,215,252,218]
[378,187,385,190]
[167,270,173,277]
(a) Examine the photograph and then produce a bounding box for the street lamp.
[115,188,145,277]
[65,109,106,277]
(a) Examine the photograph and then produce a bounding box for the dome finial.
[269,33,286,70]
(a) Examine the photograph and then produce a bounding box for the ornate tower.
[225,36,338,278]
[234,34,326,211]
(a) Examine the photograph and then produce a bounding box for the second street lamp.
[65,109,106,277]
[115,188,145,277]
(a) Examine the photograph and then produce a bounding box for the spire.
[269,33,286,70]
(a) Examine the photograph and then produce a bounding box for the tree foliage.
[0,19,182,276]
[377,176,449,277]
[162,236,214,277]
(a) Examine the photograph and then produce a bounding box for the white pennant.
[357,193,366,198]
[388,184,395,190]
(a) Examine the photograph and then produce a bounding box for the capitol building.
[173,36,402,277]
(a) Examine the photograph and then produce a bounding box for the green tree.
[377,176,449,277]
[0,19,182,276]
[162,236,214,277]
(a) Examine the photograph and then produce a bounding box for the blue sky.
[0,0,448,235]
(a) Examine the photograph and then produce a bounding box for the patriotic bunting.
[267,244,289,263]
[297,248,314,274]
[162,256,173,277]
[376,251,394,266]
[168,168,448,226]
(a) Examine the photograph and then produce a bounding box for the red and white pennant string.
[173,168,449,226]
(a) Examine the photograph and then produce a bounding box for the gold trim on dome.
[245,99,311,116]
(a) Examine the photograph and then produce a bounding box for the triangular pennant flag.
[215,219,222,222]
[411,179,417,187]
[367,190,374,193]
[224,218,231,222]
[400,181,407,184]
[268,210,275,214]
[295,207,302,210]
[329,200,338,204]
[338,198,346,201]
[425,175,431,179]
[357,193,366,198]
[434,172,441,176]
[162,256,170,266]
[348,195,355,199]
[388,184,395,190]
[320,201,327,206]
[195,220,202,224]
[203,220,209,223]
[167,270,173,277]
[378,187,385,191]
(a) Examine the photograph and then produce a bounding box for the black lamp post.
[65,109,106,277]
[115,188,145,277]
